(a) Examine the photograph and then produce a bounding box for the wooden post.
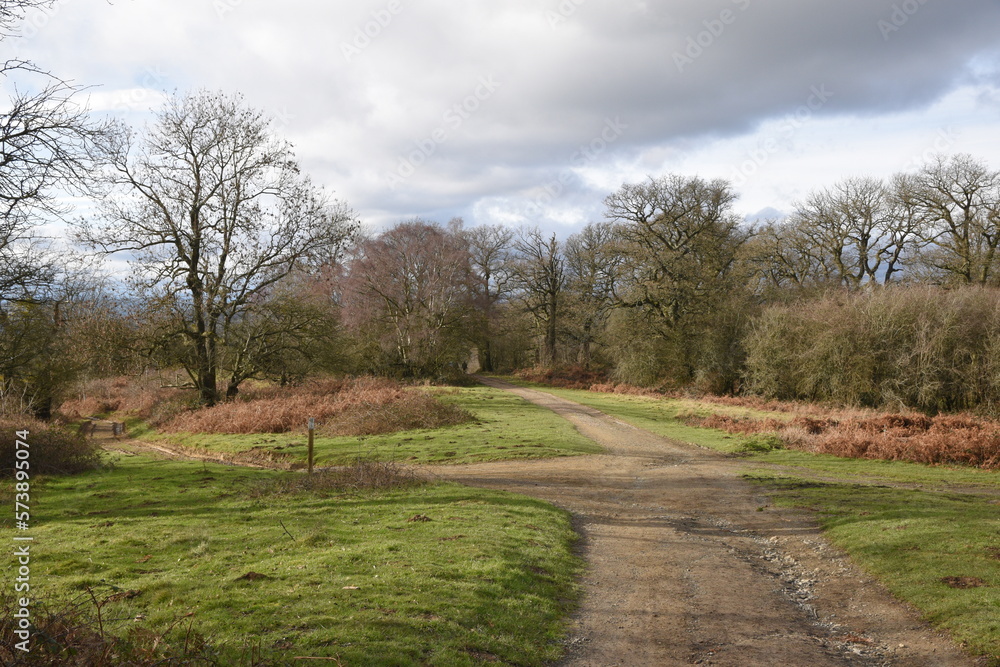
[307,418,315,475]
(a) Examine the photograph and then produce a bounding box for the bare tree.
[605,174,750,331]
[511,227,564,366]
[0,0,116,416]
[0,0,51,35]
[0,0,111,302]
[564,222,622,367]
[788,177,923,288]
[742,219,822,292]
[341,220,472,376]
[78,91,357,405]
[903,154,1000,285]
[464,223,515,372]
[222,275,343,396]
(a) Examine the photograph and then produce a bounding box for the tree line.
[3,2,1000,417]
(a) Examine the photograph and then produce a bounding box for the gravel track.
[426,377,973,666]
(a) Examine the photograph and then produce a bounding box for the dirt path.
[91,419,296,469]
[426,377,973,666]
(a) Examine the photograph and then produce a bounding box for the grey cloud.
[10,0,1000,230]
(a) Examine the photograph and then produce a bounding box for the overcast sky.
[5,0,1000,235]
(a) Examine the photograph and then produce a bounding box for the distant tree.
[788,177,923,288]
[742,219,823,293]
[79,91,357,405]
[604,174,752,385]
[0,265,113,418]
[222,274,344,396]
[902,154,1000,285]
[511,227,564,366]
[563,222,622,367]
[606,174,750,330]
[464,223,515,372]
[341,220,472,376]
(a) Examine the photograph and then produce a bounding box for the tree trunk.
[33,396,53,421]
[580,335,592,369]
[198,364,218,406]
[545,295,557,366]
[480,339,494,373]
[195,332,219,406]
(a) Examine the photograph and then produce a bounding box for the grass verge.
[0,454,584,665]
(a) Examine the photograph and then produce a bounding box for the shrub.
[1,419,102,478]
[744,286,1000,414]
[57,374,192,427]
[514,365,609,390]
[325,391,473,436]
[160,377,474,436]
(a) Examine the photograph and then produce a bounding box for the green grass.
[502,378,1000,662]
[142,385,602,466]
[0,454,585,665]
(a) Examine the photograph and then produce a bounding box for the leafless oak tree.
[788,176,923,288]
[78,91,357,405]
[464,223,515,372]
[511,227,564,366]
[606,174,750,331]
[903,154,1000,285]
[564,222,622,367]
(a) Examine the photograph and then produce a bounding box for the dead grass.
[246,459,423,498]
[0,589,261,666]
[161,377,474,436]
[57,374,192,426]
[522,369,862,417]
[587,382,877,418]
[683,411,1000,470]
[515,366,610,390]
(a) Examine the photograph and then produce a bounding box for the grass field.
[0,452,584,665]
[503,378,1000,663]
